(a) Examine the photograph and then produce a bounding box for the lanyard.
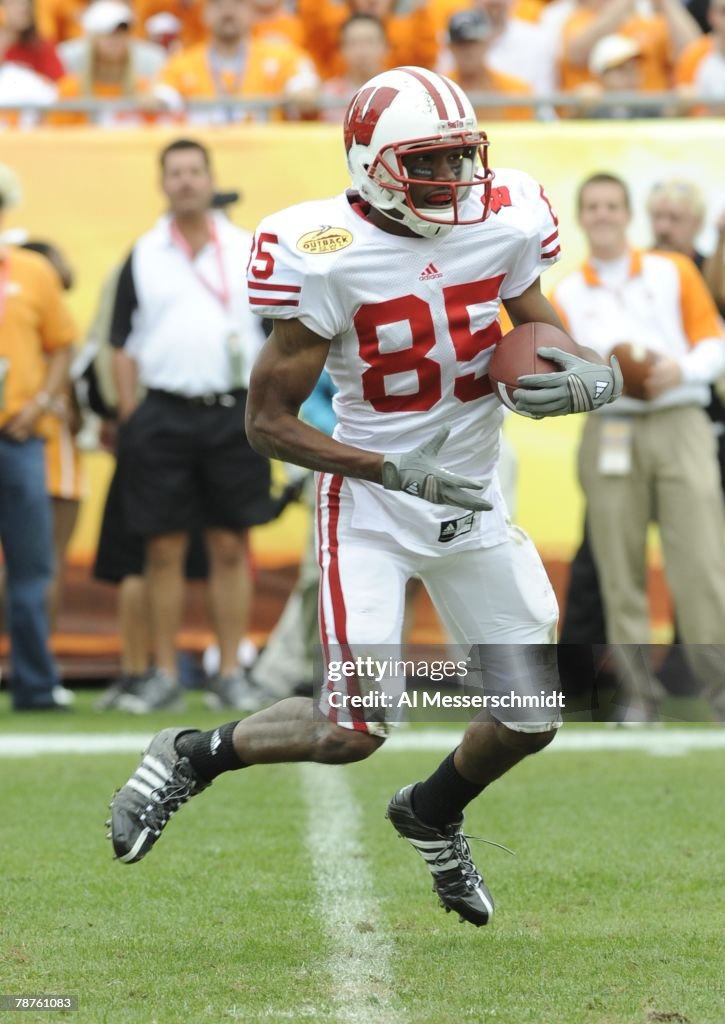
[207,45,247,98]
[169,216,231,312]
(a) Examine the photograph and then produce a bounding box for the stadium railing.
[0,91,722,123]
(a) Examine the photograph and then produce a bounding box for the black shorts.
[118,390,273,538]
[93,458,209,583]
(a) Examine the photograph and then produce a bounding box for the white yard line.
[299,763,407,1024]
[0,728,724,758]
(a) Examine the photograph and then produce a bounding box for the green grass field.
[1,693,723,1024]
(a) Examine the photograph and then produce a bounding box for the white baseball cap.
[589,34,641,76]
[81,0,134,35]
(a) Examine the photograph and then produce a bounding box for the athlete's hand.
[513,347,623,417]
[382,427,493,512]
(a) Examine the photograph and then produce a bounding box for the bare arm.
[652,0,701,57]
[566,0,635,66]
[113,348,139,422]
[3,346,72,442]
[246,318,384,483]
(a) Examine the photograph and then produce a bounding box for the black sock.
[412,749,484,830]
[175,722,248,782]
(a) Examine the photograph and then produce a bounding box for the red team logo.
[344,86,400,150]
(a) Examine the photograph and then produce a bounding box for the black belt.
[148,388,244,408]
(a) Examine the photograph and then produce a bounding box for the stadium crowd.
[0,0,724,123]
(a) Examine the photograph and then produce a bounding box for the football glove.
[382,427,492,512]
[514,346,623,418]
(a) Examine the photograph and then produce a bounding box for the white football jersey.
[248,168,560,554]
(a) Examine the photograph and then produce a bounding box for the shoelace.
[143,760,197,831]
[432,830,516,882]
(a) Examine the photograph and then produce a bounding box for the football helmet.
[344,66,492,239]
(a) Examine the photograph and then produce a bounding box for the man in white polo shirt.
[552,172,725,723]
[111,138,271,712]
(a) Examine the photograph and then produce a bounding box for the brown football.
[488,322,579,411]
[609,342,661,400]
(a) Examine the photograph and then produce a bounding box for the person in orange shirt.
[21,240,85,633]
[297,0,438,82]
[446,8,534,121]
[250,0,304,48]
[135,0,206,50]
[47,1,158,126]
[675,0,725,115]
[157,0,319,122]
[35,0,91,42]
[0,164,76,711]
[560,0,701,95]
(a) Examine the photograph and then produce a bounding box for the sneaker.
[116,669,183,714]
[204,668,263,712]
[107,727,209,864]
[386,784,494,927]
[94,673,146,711]
[51,684,75,707]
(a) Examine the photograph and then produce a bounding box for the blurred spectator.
[648,178,706,262]
[318,12,388,122]
[704,209,725,318]
[0,0,65,79]
[35,0,88,41]
[299,0,437,82]
[573,32,660,116]
[109,139,272,712]
[250,0,304,47]
[0,163,75,711]
[438,0,558,94]
[21,239,85,633]
[135,0,205,49]
[49,1,160,125]
[552,172,725,722]
[157,0,319,122]
[560,177,720,710]
[560,0,701,94]
[676,0,725,113]
[143,12,182,52]
[0,52,56,124]
[446,8,534,120]
[59,1,167,76]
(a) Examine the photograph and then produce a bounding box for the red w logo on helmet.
[344,86,399,150]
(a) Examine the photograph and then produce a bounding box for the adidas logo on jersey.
[419,262,443,281]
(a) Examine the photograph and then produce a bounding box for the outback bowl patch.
[296,227,353,254]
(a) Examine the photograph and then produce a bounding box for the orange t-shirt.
[448,66,535,121]
[675,35,717,85]
[45,75,153,126]
[0,248,76,436]
[297,0,438,80]
[427,0,469,38]
[159,37,316,111]
[35,0,87,41]
[252,10,305,48]
[560,10,672,92]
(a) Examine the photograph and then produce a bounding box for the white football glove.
[382,427,492,512]
[514,346,623,417]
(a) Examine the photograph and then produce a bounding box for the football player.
[109,67,622,927]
